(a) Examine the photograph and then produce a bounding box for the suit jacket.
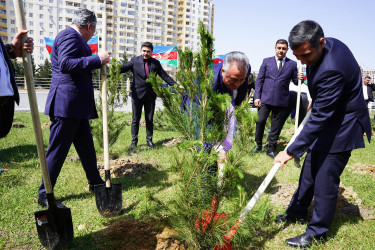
[44,27,102,119]
[365,83,375,102]
[254,56,298,107]
[288,38,371,157]
[0,38,19,105]
[121,55,176,100]
[213,63,251,106]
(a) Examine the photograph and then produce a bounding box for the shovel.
[14,0,73,248]
[94,12,122,217]
[214,110,311,250]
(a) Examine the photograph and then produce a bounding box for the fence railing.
[15,77,101,90]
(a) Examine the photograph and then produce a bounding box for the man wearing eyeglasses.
[253,39,299,158]
[38,8,110,207]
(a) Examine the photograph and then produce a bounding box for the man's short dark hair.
[288,20,325,50]
[275,39,288,48]
[141,42,153,52]
[365,75,371,79]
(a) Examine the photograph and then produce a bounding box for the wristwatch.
[5,44,16,59]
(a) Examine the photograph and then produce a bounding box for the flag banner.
[87,35,98,55]
[44,35,99,55]
[303,72,308,85]
[44,37,54,55]
[212,54,227,64]
[151,45,178,67]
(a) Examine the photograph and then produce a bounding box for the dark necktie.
[145,61,149,78]
[278,59,283,72]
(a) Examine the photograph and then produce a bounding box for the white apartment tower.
[2,0,214,70]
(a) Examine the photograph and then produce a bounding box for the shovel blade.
[94,183,122,217]
[34,206,73,249]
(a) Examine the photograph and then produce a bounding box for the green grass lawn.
[0,112,374,249]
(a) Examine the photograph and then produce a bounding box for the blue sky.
[213,0,374,71]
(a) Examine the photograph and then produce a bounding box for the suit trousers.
[131,96,156,143]
[38,116,103,198]
[0,96,15,138]
[286,150,351,236]
[255,103,287,152]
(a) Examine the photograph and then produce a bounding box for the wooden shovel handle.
[14,0,52,194]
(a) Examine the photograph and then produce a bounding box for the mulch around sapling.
[270,183,375,219]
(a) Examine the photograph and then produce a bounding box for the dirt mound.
[66,155,80,162]
[348,163,375,177]
[270,183,375,219]
[12,122,25,128]
[41,121,51,129]
[94,219,186,250]
[160,137,183,148]
[97,158,158,178]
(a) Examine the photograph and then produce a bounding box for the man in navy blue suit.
[0,31,33,138]
[274,20,371,248]
[253,39,299,158]
[121,42,176,150]
[38,8,111,207]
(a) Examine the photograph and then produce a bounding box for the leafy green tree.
[35,58,52,78]
[11,59,24,77]
[148,22,258,248]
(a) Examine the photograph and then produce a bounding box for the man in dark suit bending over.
[274,20,371,248]
[121,42,176,150]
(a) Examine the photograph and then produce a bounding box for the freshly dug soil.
[94,220,186,250]
[270,183,375,219]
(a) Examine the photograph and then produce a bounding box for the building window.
[29,13,33,17]
[40,39,44,44]
[11,28,16,33]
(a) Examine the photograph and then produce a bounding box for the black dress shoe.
[267,151,276,159]
[128,142,137,151]
[89,184,94,192]
[38,197,66,208]
[286,233,326,248]
[252,145,262,153]
[275,212,308,224]
[147,140,156,148]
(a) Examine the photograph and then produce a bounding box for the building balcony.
[0,3,6,10]
[0,22,6,28]
[0,31,7,36]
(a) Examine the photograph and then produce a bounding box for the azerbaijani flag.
[44,35,99,55]
[44,37,54,55]
[212,54,227,64]
[151,45,178,67]
[87,35,98,55]
[303,72,308,85]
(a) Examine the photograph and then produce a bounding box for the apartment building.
[3,0,214,76]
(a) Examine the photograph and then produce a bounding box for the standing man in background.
[274,20,371,248]
[363,75,375,105]
[38,8,110,207]
[253,39,299,158]
[0,31,33,138]
[121,42,176,151]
